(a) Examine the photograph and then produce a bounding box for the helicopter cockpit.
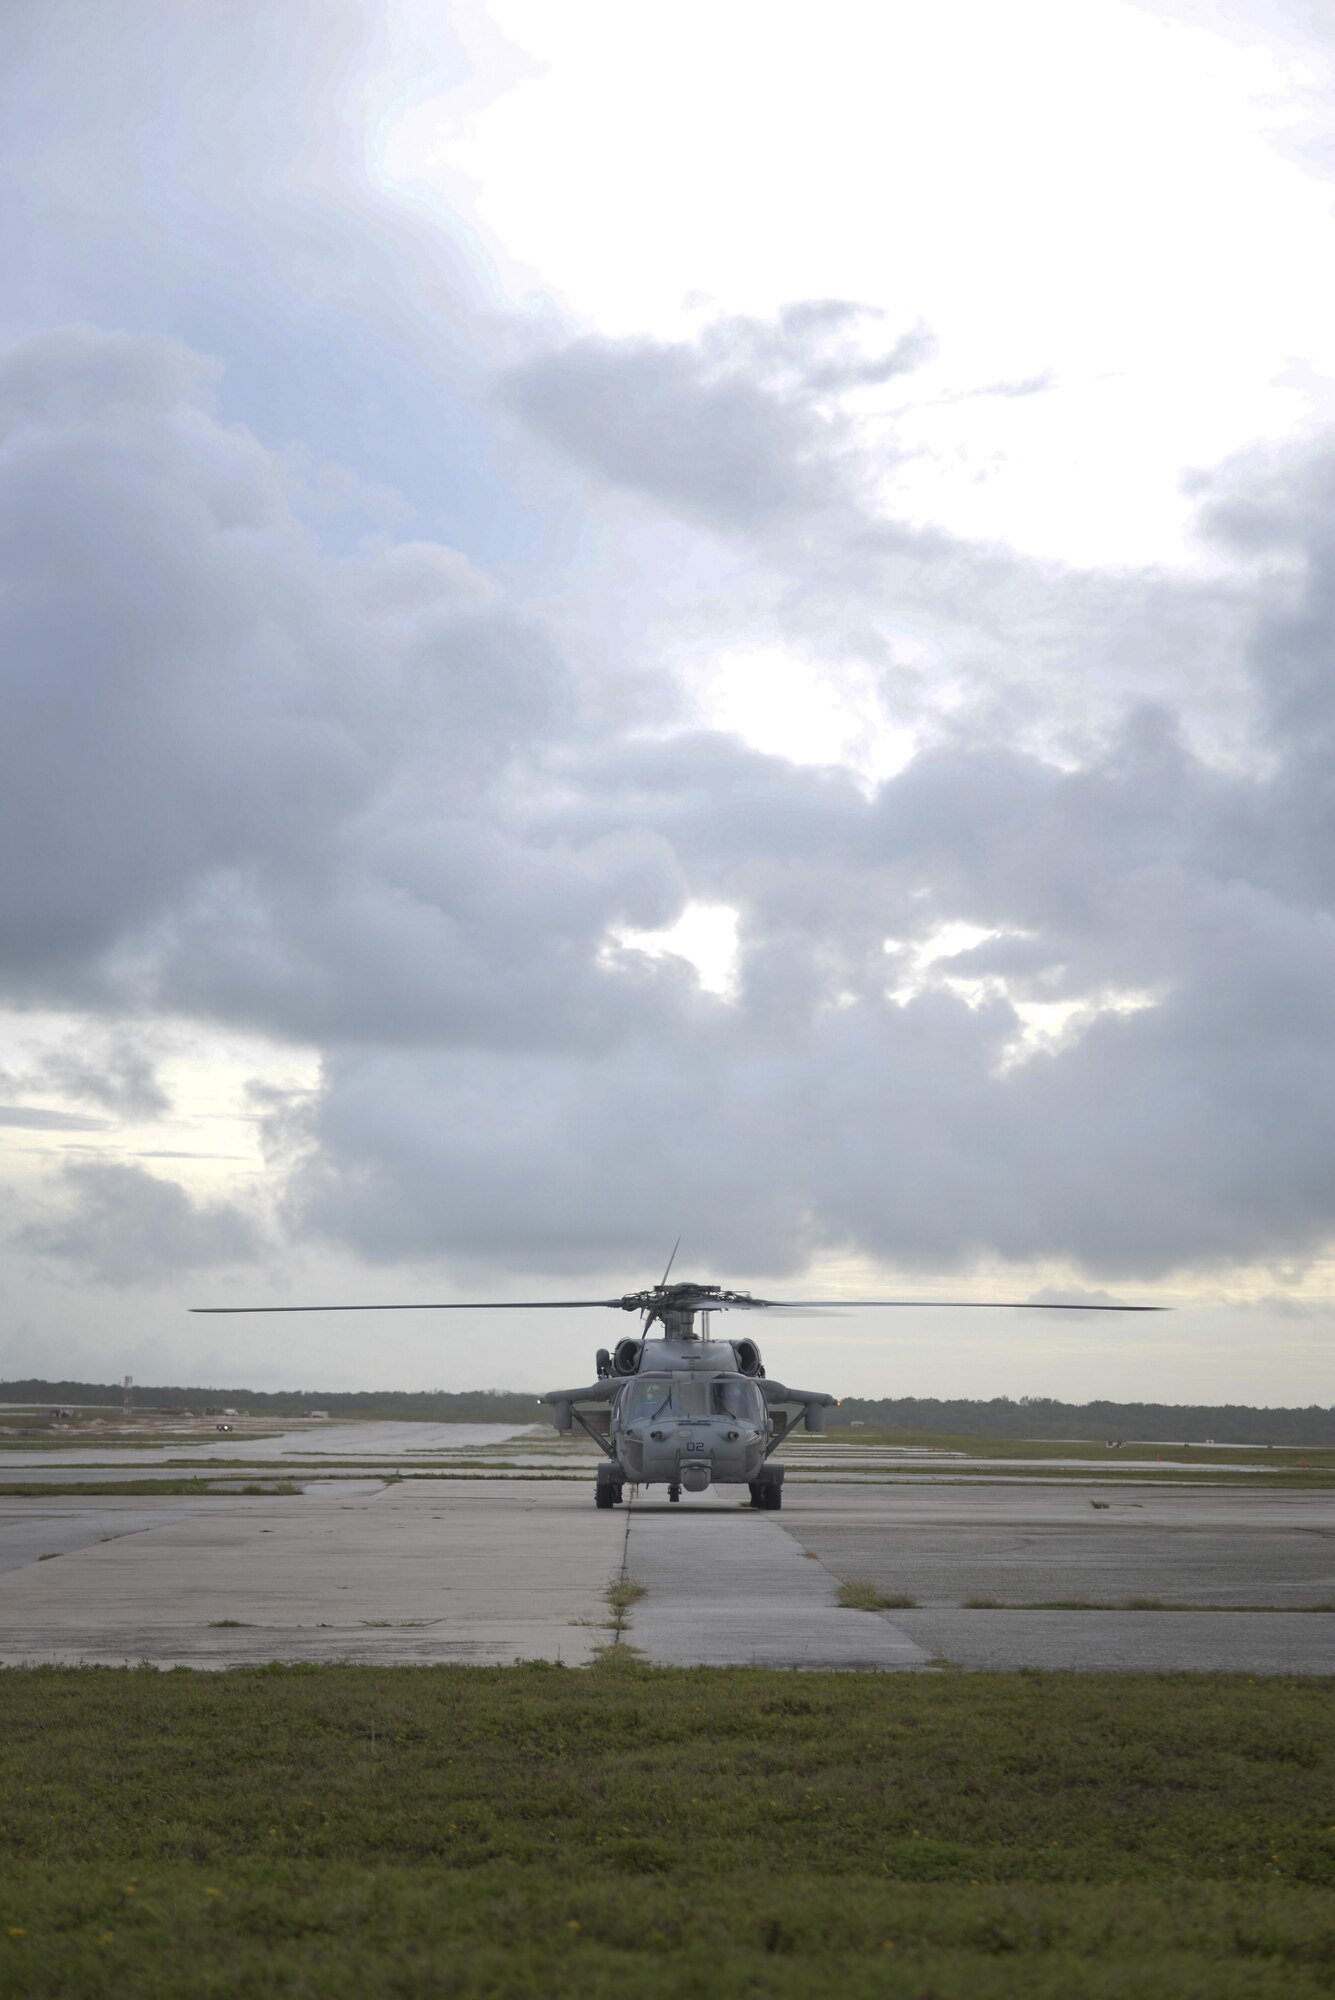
[618,1376,765,1425]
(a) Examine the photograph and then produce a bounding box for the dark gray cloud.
[1,1030,172,1120]
[34,1048,169,1120]
[0,326,693,1049]
[17,1160,265,1285]
[0,327,218,431]
[284,877,1335,1284]
[502,302,932,533]
[0,1106,112,1131]
[0,327,372,980]
[504,333,840,528]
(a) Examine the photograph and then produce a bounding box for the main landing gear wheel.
[668,1483,681,1503]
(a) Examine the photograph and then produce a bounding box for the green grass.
[2,1666,1332,1997]
[0,1480,307,1498]
[816,1429,1335,1468]
[959,1598,1335,1613]
[0,1435,257,1451]
[836,1579,918,1611]
[0,1473,594,1497]
[793,1464,1335,1488]
[604,1579,645,1617]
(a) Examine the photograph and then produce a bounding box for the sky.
[2,0,1335,1405]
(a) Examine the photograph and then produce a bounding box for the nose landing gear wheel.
[668,1483,681,1503]
[595,1483,614,1508]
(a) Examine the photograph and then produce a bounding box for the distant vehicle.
[216,1422,233,1432]
[194,1258,1159,1511]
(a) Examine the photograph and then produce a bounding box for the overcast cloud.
[2,0,1334,1398]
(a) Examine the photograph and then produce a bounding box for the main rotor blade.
[742,1299,1164,1312]
[193,1294,1163,1315]
[659,1235,682,1287]
[190,1299,626,1315]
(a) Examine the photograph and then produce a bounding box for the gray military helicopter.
[194,1255,1157,1510]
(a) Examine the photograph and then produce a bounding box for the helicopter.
[193,1259,1159,1510]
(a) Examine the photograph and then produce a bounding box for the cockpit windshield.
[620,1376,764,1425]
[713,1379,763,1423]
[622,1377,674,1422]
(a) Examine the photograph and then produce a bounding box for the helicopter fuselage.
[613,1354,768,1495]
[545,1327,831,1508]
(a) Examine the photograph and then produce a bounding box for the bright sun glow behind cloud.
[883,926,1163,1073]
[607,903,741,999]
[687,644,917,784]
[390,0,1335,570]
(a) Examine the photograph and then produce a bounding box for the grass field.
[0,1480,308,1498]
[1,1664,1332,1998]
[794,1463,1335,1489]
[0,1474,594,1497]
[813,1431,1335,1467]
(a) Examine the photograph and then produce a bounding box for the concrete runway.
[0,1482,623,1667]
[0,1475,1331,1672]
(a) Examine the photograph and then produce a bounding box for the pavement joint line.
[773,1514,847,1605]
[609,1487,639,1649]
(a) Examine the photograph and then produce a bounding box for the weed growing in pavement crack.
[836,1579,917,1612]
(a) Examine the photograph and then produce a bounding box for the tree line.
[828,1394,1335,1446]
[0,1381,542,1422]
[4,1380,1332,1444]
